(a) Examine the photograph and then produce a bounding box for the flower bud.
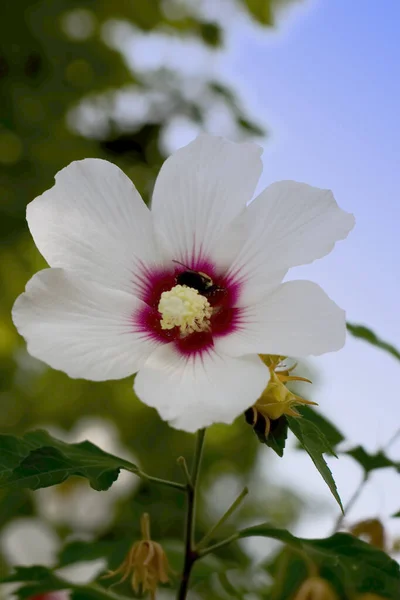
[293,577,338,600]
[247,355,316,437]
[103,513,169,599]
[350,519,386,550]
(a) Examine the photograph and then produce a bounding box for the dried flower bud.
[104,513,169,599]
[350,519,386,550]
[293,576,338,600]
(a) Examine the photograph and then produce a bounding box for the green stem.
[196,486,248,550]
[333,471,368,532]
[198,533,239,557]
[177,456,193,487]
[137,469,186,492]
[177,428,206,600]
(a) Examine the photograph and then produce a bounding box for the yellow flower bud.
[104,513,169,599]
[248,355,317,437]
[293,576,338,600]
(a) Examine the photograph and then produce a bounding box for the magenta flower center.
[133,260,242,356]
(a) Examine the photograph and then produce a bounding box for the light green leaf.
[0,429,139,492]
[287,416,343,511]
[238,525,400,598]
[347,323,400,362]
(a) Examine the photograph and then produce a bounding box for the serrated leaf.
[0,430,139,492]
[347,323,400,362]
[287,416,343,511]
[299,406,345,451]
[238,525,400,598]
[346,446,398,474]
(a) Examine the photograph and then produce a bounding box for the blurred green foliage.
[0,1,305,598]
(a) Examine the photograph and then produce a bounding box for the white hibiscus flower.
[12,135,354,432]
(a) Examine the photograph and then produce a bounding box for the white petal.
[56,559,107,585]
[226,181,355,305]
[0,518,59,567]
[134,345,270,432]
[214,280,346,357]
[151,134,263,269]
[27,159,162,296]
[12,268,158,381]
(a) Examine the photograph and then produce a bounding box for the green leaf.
[199,22,222,46]
[0,565,130,600]
[298,406,345,451]
[245,411,288,457]
[392,511,400,518]
[0,566,67,599]
[244,0,274,25]
[287,416,343,511]
[265,548,310,600]
[237,117,265,137]
[238,525,400,598]
[347,323,400,362]
[346,446,398,474]
[0,429,139,492]
[58,539,127,567]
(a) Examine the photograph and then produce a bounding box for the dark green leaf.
[237,117,265,136]
[298,406,345,451]
[346,446,398,474]
[58,539,129,568]
[265,548,309,600]
[199,22,222,46]
[0,566,67,599]
[347,323,400,362]
[239,525,400,598]
[0,429,139,491]
[287,416,343,511]
[392,511,400,518]
[0,565,131,600]
[245,411,288,457]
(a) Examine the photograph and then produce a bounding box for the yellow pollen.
[158,284,212,334]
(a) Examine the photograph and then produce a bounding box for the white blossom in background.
[0,517,105,599]
[12,135,354,432]
[34,417,139,533]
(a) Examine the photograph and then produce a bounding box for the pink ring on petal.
[131,258,244,357]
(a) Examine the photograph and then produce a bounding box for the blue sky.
[216,0,400,538]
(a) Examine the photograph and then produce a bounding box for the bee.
[173,261,226,300]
